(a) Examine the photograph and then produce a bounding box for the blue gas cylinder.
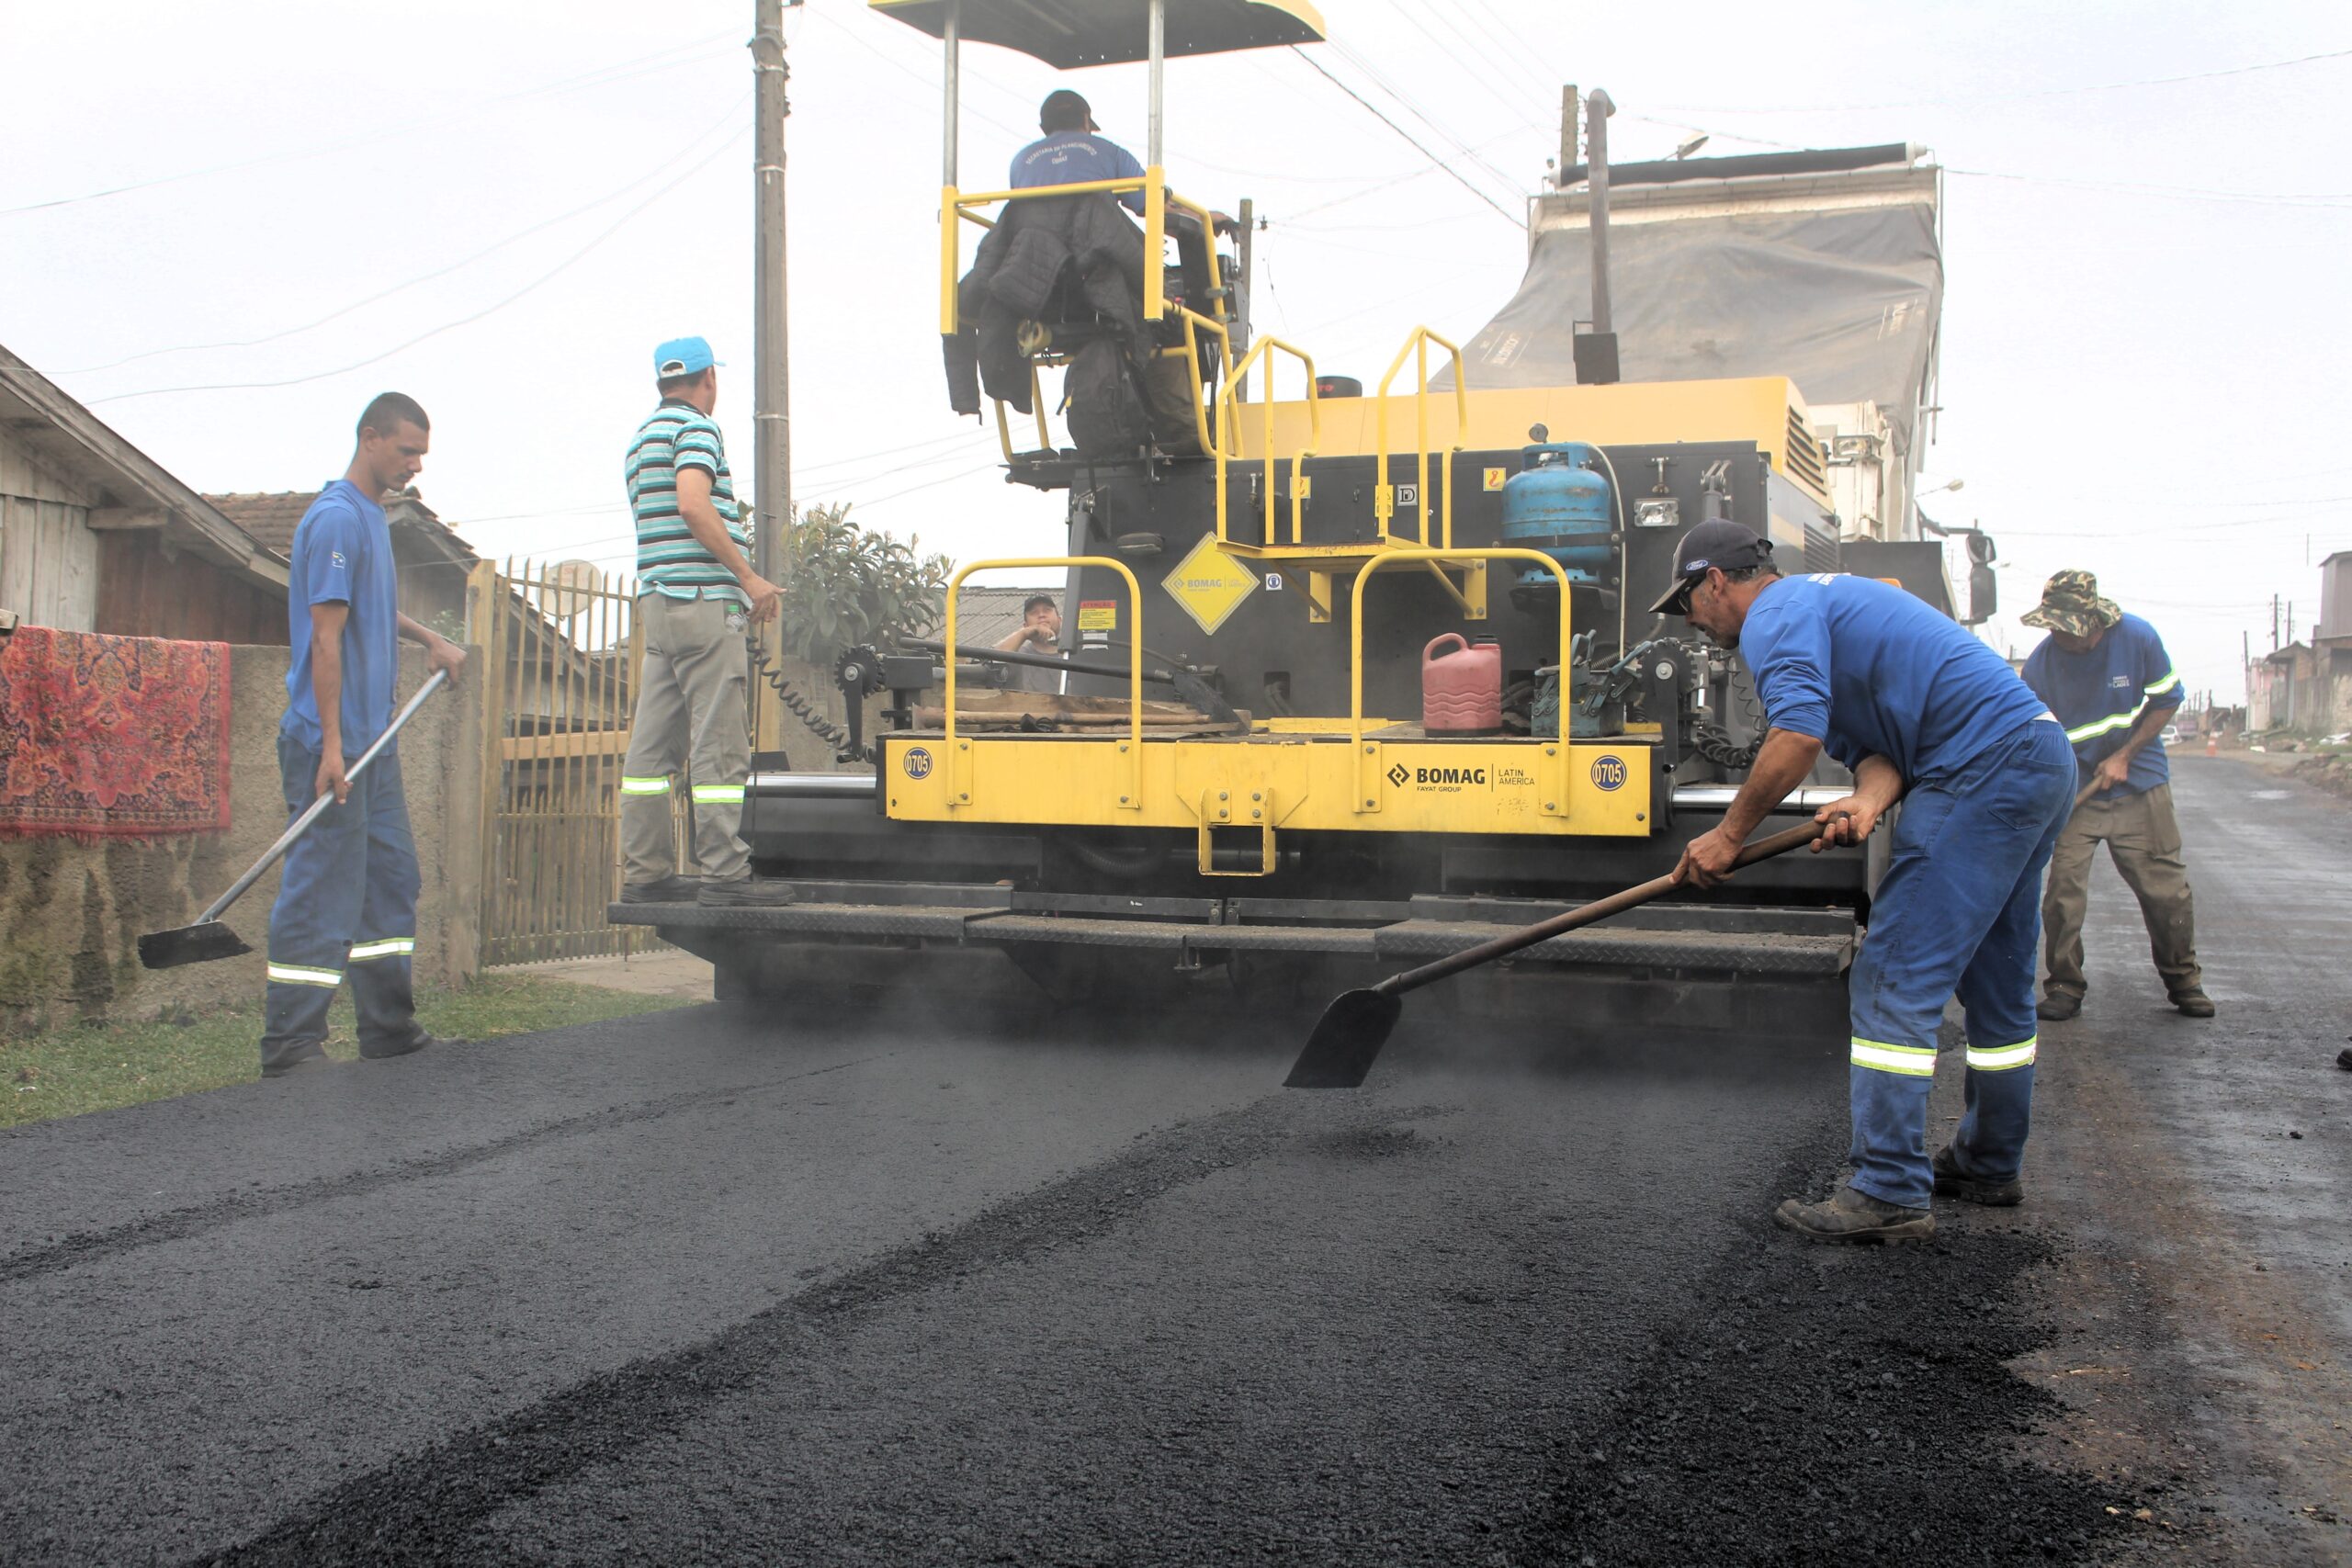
[1500,436,1614,589]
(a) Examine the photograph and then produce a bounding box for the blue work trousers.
[1845,718,2075,1208]
[259,731,424,1073]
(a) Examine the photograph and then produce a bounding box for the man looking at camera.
[1651,521,2075,1243]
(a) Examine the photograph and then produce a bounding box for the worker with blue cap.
[617,337,794,908]
[1651,519,2076,1242]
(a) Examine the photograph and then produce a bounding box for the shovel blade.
[1283,988,1404,1089]
[137,921,252,971]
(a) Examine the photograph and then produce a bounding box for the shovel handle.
[1378,818,1830,998]
[195,670,449,925]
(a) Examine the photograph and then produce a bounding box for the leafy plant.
[775,502,952,664]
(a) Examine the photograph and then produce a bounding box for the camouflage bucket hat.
[2020,569,2121,637]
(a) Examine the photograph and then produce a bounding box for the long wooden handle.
[1379,818,1830,998]
[195,671,449,925]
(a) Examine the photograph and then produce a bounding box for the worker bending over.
[2018,570,2212,1021]
[1654,522,2075,1243]
[617,336,791,908]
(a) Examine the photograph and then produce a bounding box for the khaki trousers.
[2041,782,2203,1000]
[620,592,752,885]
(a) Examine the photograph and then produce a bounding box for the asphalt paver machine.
[614,0,1969,1041]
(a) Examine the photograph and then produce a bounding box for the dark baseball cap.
[1040,89,1094,131]
[1647,519,1774,615]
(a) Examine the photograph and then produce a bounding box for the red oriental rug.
[0,626,232,840]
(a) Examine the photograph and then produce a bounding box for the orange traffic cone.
[2206,730,2219,757]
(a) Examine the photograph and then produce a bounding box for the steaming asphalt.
[2,758,2346,1565]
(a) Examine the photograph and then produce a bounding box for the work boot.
[2036,991,2082,1021]
[260,1050,335,1080]
[361,1032,458,1062]
[1931,1145,2023,1207]
[1773,1186,1935,1244]
[2170,988,2216,1018]
[2336,1047,2352,1072]
[698,875,797,908]
[620,875,701,905]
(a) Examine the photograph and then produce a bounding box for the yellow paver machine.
[616,0,1973,1039]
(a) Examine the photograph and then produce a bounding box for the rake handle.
[1377,818,1830,998]
[194,671,449,925]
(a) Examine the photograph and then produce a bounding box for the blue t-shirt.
[2019,613,2181,795]
[281,480,400,756]
[1009,130,1147,215]
[1739,573,2051,784]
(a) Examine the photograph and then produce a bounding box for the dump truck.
[613,0,1977,1043]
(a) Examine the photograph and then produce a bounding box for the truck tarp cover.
[1446,198,1941,454]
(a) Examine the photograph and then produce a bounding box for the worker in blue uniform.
[1009,89,1238,233]
[259,392,467,1078]
[2018,570,2212,1021]
[1653,521,2075,1242]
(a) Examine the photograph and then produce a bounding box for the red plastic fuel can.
[1422,634,1503,736]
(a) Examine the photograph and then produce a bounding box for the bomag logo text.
[1413,767,1487,785]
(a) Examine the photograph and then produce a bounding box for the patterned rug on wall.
[0,625,233,839]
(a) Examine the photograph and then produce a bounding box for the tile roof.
[205,487,477,563]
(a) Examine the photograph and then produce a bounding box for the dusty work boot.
[1773,1186,1935,1245]
[2170,988,2216,1018]
[260,1050,336,1080]
[620,875,701,905]
[1931,1145,2023,1207]
[361,1032,458,1062]
[2036,991,2082,1021]
[698,875,797,908]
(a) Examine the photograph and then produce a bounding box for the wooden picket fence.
[464,558,684,965]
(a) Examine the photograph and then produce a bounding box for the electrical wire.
[1327,40,1526,198]
[1285,48,1522,228]
[1364,0,1555,130]
[57,94,752,377]
[2,32,742,217]
[88,128,748,405]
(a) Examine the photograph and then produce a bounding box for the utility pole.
[1557,84,1577,184]
[751,0,797,586]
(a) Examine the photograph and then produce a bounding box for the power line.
[1947,167,2352,209]
[89,129,747,404]
[1326,40,1526,199]
[1285,49,1522,228]
[2,32,741,217]
[1653,44,2352,115]
[1365,0,1555,132]
[58,95,751,377]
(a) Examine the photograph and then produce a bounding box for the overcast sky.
[5,0,2346,702]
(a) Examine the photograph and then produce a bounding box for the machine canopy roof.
[870,0,1324,68]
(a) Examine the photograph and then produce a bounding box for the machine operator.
[617,336,793,909]
[1654,521,2075,1244]
[1009,89,1237,235]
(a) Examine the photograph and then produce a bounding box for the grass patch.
[0,973,690,1130]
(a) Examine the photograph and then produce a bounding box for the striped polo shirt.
[627,399,749,605]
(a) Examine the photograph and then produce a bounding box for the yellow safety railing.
[1214,335,1319,547]
[940,170,1227,335]
[942,557,1147,811]
[1171,307,1232,457]
[991,362,1053,462]
[1348,547,1573,816]
[1374,326,1469,548]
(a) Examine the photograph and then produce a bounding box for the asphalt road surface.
[2,757,2345,1566]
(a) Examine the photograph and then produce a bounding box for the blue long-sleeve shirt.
[1738,573,2050,784]
[1009,130,1148,215]
[2020,613,2181,795]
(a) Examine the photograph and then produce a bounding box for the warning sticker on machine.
[1077,600,1117,632]
[1161,532,1260,634]
[1483,467,1508,491]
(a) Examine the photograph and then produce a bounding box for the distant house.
[0,343,288,641]
[209,487,478,636]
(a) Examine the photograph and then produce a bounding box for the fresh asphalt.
[1,759,2344,1566]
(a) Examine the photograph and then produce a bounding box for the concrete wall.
[0,643,485,1033]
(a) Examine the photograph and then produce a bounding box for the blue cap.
[652,336,722,378]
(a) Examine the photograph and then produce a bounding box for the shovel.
[1284,818,1832,1089]
[138,671,449,970]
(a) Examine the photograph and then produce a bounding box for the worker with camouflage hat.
[2019,570,2212,1021]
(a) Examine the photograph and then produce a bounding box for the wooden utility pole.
[752,0,797,584]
